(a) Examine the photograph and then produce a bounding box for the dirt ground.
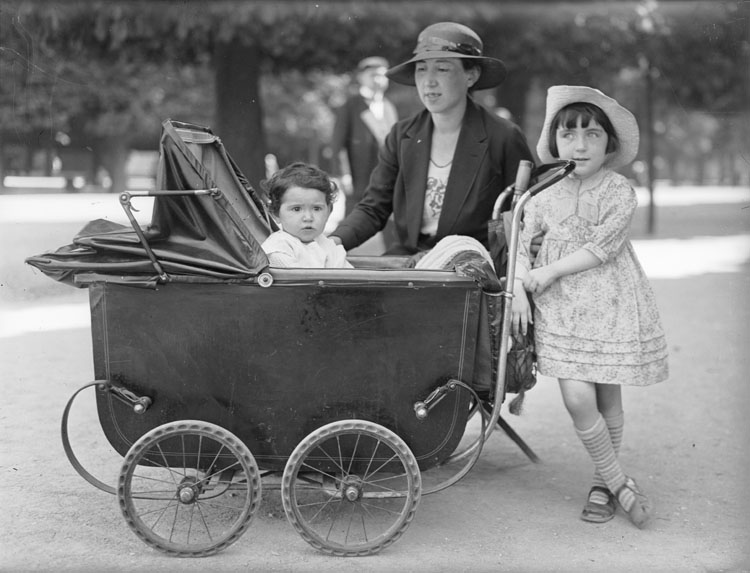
[1,192,749,572]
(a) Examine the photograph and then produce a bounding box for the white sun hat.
[536,85,640,169]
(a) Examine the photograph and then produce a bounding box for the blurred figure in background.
[330,57,398,217]
[264,153,280,179]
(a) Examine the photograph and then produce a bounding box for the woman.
[330,22,534,255]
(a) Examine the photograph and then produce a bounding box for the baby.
[261,162,353,268]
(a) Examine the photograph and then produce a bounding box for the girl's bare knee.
[559,379,599,429]
[596,384,623,417]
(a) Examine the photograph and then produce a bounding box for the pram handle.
[526,160,576,197]
[491,160,575,219]
[481,159,576,442]
[513,159,534,200]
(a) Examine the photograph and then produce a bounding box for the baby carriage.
[27,120,573,557]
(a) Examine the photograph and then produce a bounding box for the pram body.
[27,120,572,557]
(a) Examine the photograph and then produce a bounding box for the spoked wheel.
[281,420,421,556]
[118,420,261,557]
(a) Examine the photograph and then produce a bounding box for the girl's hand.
[524,266,557,295]
[511,280,533,336]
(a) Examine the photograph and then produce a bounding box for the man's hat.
[357,57,389,72]
[386,22,507,90]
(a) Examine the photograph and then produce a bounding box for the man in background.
[330,57,398,218]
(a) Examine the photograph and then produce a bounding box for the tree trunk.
[215,39,267,190]
[495,71,532,131]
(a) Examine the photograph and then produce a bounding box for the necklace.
[430,157,453,169]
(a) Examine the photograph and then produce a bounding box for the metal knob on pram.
[132,397,152,414]
[257,272,274,287]
[413,379,459,420]
[104,381,153,415]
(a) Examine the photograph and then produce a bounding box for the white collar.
[563,168,609,192]
[359,85,383,102]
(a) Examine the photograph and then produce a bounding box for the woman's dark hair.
[261,162,338,216]
[461,59,482,93]
[548,102,620,158]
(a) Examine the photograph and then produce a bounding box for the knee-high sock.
[576,415,630,507]
[589,411,624,504]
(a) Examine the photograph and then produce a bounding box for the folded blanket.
[414,235,501,293]
[414,235,494,270]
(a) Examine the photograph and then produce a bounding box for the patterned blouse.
[517,169,668,385]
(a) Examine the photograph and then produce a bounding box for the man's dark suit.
[330,92,398,216]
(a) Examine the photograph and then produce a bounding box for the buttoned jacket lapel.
[399,113,432,249]
[437,100,488,237]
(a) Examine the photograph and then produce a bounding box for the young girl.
[261,162,353,268]
[512,86,669,528]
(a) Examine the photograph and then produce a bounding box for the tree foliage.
[6,1,745,106]
[1,1,747,187]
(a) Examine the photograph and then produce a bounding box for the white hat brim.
[536,85,639,169]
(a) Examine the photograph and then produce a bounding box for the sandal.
[616,477,652,529]
[580,486,616,523]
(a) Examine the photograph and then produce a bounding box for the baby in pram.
[261,162,353,269]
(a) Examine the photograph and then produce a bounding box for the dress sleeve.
[265,252,297,268]
[582,176,638,262]
[262,233,298,268]
[332,245,354,269]
[319,236,354,268]
[515,197,542,274]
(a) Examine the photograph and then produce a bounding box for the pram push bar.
[485,160,576,442]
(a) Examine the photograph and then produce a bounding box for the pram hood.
[26,120,276,287]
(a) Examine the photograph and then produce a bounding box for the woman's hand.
[511,279,533,336]
[524,266,557,295]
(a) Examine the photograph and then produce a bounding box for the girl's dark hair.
[548,102,620,158]
[261,162,338,216]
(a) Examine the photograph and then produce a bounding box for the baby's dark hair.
[548,102,620,158]
[261,162,338,216]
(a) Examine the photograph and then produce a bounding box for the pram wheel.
[117,420,261,557]
[281,419,421,556]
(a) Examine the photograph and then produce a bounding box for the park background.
[1,0,747,212]
[1,2,749,571]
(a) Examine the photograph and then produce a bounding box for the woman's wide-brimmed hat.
[537,85,640,169]
[386,22,507,90]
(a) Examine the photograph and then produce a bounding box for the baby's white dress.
[262,231,353,268]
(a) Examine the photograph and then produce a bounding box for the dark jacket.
[331,93,397,204]
[332,97,534,254]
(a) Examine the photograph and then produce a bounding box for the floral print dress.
[517,169,668,385]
